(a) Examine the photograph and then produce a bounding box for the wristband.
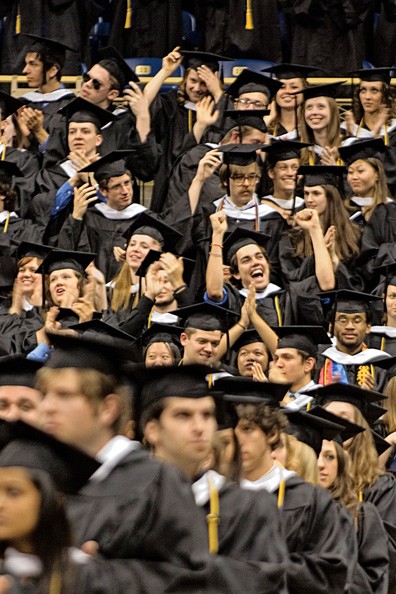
[174,283,187,294]
[210,243,223,248]
[209,252,222,258]
[237,322,247,331]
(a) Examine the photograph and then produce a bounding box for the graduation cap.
[99,46,140,87]
[223,227,270,265]
[79,150,135,183]
[365,402,387,427]
[290,81,346,101]
[58,97,116,130]
[0,355,42,389]
[276,325,332,359]
[17,241,52,262]
[298,165,346,188]
[213,393,239,430]
[180,50,233,74]
[0,161,24,180]
[227,69,282,102]
[283,408,344,456]
[312,383,387,423]
[216,143,266,197]
[371,430,391,456]
[135,249,195,285]
[338,138,387,167]
[223,109,269,136]
[141,324,183,349]
[122,212,183,253]
[308,404,365,443]
[0,91,24,119]
[261,140,312,166]
[232,329,265,353]
[69,319,136,347]
[173,302,237,333]
[22,34,76,70]
[0,419,100,494]
[349,67,394,85]
[261,63,320,80]
[35,249,95,276]
[44,332,133,376]
[217,376,291,405]
[319,289,382,336]
[137,363,214,410]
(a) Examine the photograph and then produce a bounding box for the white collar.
[214,195,276,220]
[284,393,314,411]
[23,296,34,311]
[184,101,197,111]
[150,310,179,324]
[239,282,281,300]
[0,211,18,223]
[90,436,141,483]
[370,326,396,338]
[106,280,140,294]
[192,470,226,506]
[3,548,43,578]
[350,196,393,207]
[22,88,75,102]
[60,159,78,178]
[322,345,391,365]
[261,194,304,209]
[241,463,295,493]
[269,128,298,141]
[94,202,146,220]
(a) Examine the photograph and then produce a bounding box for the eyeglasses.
[230,174,259,185]
[335,315,367,326]
[235,98,268,108]
[82,72,103,91]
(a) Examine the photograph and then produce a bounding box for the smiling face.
[16,257,41,298]
[185,69,209,103]
[359,81,384,115]
[145,342,175,367]
[237,342,269,377]
[125,234,162,273]
[48,268,80,307]
[303,185,327,215]
[318,439,338,489]
[180,329,222,365]
[154,270,175,307]
[276,78,304,109]
[268,158,299,195]
[304,96,331,132]
[233,243,270,291]
[347,159,378,197]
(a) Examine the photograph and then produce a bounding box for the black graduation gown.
[316,351,389,392]
[373,0,396,67]
[21,90,76,141]
[368,332,396,357]
[1,146,39,219]
[272,475,349,594]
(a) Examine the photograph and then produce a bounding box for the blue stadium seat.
[220,59,276,84]
[124,58,184,92]
[182,10,200,47]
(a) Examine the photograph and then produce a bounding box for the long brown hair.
[299,97,341,164]
[352,82,396,125]
[288,184,361,261]
[328,440,360,522]
[382,376,396,434]
[267,77,309,135]
[345,157,391,221]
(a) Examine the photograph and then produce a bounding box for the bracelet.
[210,243,223,248]
[237,322,247,331]
[174,283,187,294]
[209,252,222,258]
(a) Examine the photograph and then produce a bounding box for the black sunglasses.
[82,72,102,91]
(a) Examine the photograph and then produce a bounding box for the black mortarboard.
[214,394,239,430]
[232,329,264,353]
[227,69,282,101]
[35,249,95,276]
[69,319,136,346]
[218,376,290,405]
[216,143,266,166]
[0,91,24,119]
[369,355,396,373]
[79,150,135,183]
[283,408,344,456]
[290,81,346,101]
[122,212,183,252]
[312,383,386,423]
[223,227,270,265]
[0,161,24,179]
[99,46,140,87]
[349,68,394,84]
[276,325,332,359]
[141,324,183,349]
[308,404,365,443]
[371,430,391,456]
[365,402,387,427]
[0,355,42,389]
[44,332,131,375]
[261,140,311,166]
[17,241,52,262]
[298,165,346,188]
[261,63,320,80]
[320,289,382,316]
[173,302,237,333]
[135,249,195,284]
[180,51,233,73]
[223,109,269,135]
[58,97,116,130]
[138,364,213,410]
[0,420,100,494]
[338,138,387,167]
[22,34,76,69]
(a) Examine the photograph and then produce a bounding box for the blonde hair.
[284,433,320,485]
[382,376,396,433]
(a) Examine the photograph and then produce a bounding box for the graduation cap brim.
[140,324,183,347]
[349,68,393,84]
[216,143,267,166]
[312,383,387,422]
[290,81,346,100]
[58,97,117,128]
[0,91,25,119]
[135,249,195,284]
[261,140,312,164]
[0,419,100,494]
[218,377,291,405]
[22,33,77,54]
[308,404,365,442]
[232,329,265,353]
[298,165,346,187]
[338,138,387,166]
[122,212,183,251]
[371,430,391,456]
[213,393,239,430]
[223,227,270,265]
[17,241,52,262]
[35,249,96,275]
[223,109,269,134]
[180,51,233,72]
[79,150,135,182]
[276,325,332,358]
[319,289,383,314]
[366,402,387,427]
[69,319,136,343]
[99,46,140,84]
[261,63,320,80]
[0,160,24,179]
[284,408,344,456]
[172,302,238,332]
[0,355,42,389]
[227,69,282,101]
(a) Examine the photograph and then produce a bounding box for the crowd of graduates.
[0,22,396,594]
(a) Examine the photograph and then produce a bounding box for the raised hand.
[196,65,222,101]
[196,149,222,182]
[162,46,183,74]
[72,183,97,220]
[210,210,228,238]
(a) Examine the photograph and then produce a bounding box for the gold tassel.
[245,0,254,29]
[206,474,220,554]
[16,3,21,34]
[124,0,132,29]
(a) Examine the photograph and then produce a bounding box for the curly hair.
[0,178,17,211]
[235,402,288,450]
[352,82,396,125]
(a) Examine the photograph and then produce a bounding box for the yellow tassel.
[16,4,21,34]
[207,474,220,554]
[124,0,132,29]
[49,571,61,594]
[277,478,285,509]
[3,212,10,234]
[358,490,363,503]
[245,0,254,29]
